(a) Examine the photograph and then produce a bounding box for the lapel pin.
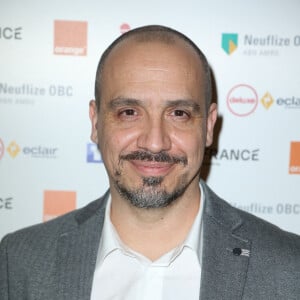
[232,247,250,257]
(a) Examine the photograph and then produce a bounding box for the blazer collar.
[54,190,110,300]
[200,181,251,300]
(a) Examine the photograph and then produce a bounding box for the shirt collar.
[182,181,205,264]
[96,182,205,267]
[96,195,122,266]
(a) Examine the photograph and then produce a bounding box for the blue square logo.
[86,143,102,163]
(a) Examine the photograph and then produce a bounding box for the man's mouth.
[119,150,187,177]
[129,159,175,176]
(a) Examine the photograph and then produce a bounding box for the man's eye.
[174,110,185,116]
[120,109,136,116]
[172,110,190,118]
[117,109,140,121]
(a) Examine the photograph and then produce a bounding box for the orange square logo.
[289,141,300,174]
[43,190,76,222]
[54,20,87,56]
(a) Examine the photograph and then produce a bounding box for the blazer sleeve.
[0,234,9,300]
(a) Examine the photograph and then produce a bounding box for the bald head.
[94,25,212,111]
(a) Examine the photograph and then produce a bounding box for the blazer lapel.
[200,183,251,300]
[54,192,109,300]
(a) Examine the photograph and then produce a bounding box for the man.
[0,25,299,300]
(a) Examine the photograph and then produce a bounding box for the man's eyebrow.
[165,99,202,113]
[108,98,202,114]
[109,98,142,109]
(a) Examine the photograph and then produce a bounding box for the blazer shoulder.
[202,180,300,253]
[0,193,109,299]
[0,191,109,255]
[236,206,300,255]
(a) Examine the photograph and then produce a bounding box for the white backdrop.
[1,0,299,239]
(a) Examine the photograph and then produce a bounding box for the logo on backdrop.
[54,20,88,56]
[0,139,58,159]
[0,197,13,209]
[7,141,21,158]
[226,84,258,117]
[222,32,300,56]
[120,23,131,34]
[260,92,274,109]
[260,91,300,110]
[204,148,260,165]
[87,143,102,163]
[0,82,73,105]
[289,141,300,174]
[0,26,22,40]
[226,86,299,114]
[43,190,76,222]
[222,33,238,55]
[276,96,300,109]
[230,201,300,216]
[0,138,4,160]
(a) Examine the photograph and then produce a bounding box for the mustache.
[120,150,188,166]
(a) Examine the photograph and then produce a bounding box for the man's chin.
[142,176,164,187]
[113,179,188,209]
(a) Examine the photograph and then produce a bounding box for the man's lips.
[129,160,175,176]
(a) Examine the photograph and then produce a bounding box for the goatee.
[114,150,189,209]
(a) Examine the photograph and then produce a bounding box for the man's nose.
[137,118,172,153]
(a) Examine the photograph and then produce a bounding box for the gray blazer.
[1,182,299,299]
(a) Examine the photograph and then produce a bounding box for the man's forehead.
[101,39,205,93]
[104,37,202,68]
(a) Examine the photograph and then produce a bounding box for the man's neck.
[109,185,201,261]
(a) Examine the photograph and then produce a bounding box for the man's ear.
[89,100,99,143]
[206,103,218,147]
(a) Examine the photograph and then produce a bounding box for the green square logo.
[222,33,238,55]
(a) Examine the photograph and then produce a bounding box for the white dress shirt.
[91,183,205,300]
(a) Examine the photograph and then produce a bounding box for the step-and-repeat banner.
[1,0,299,239]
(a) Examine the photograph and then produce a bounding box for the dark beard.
[113,176,189,209]
[113,150,189,208]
